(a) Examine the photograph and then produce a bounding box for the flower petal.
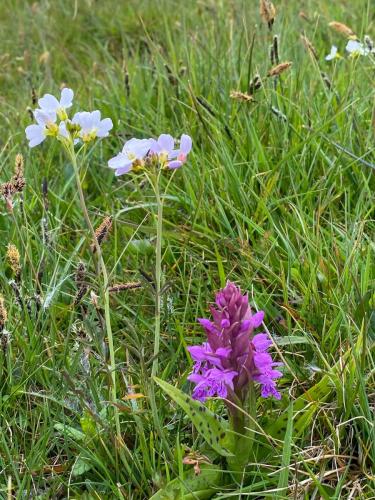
[25,124,46,147]
[115,165,133,176]
[157,134,174,152]
[34,109,56,126]
[250,311,264,328]
[252,333,272,352]
[97,118,113,137]
[168,160,183,169]
[108,153,131,169]
[38,93,60,112]
[60,88,74,108]
[58,121,69,138]
[180,134,192,154]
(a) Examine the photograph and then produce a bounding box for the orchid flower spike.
[188,281,283,403]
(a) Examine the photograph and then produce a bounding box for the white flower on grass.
[72,111,113,143]
[346,40,370,57]
[108,138,152,176]
[38,88,74,120]
[25,109,58,148]
[325,45,341,61]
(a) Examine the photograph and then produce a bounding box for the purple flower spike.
[188,281,283,404]
[188,368,237,402]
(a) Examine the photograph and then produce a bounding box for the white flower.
[346,40,370,57]
[72,111,113,142]
[38,88,74,120]
[325,45,340,61]
[25,109,58,148]
[108,138,152,176]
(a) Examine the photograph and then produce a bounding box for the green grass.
[0,0,374,497]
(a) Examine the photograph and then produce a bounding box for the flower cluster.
[188,281,282,403]
[25,88,113,148]
[108,133,192,176]
[325,38,374,61]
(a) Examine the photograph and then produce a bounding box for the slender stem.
[68,146,121,440]
[151,170,163,378]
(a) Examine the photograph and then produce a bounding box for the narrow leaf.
[154,377,233,456]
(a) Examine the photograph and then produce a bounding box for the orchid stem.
[69,147,121,441]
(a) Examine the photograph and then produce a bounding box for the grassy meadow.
[0,0,374,498]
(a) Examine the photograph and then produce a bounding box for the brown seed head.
[0,296,7,330]
[75,262,86,287]
[249,74,262,93]
[267,61,292,77]
[6,244,21,277]
[300,34,318,60]
[14,154,24,178]
[260,0,276,29]
[328,22,355,38]
[299,11,310,22]
[91,216,113,253]
[108,282,142,293]
[230,90,254,102]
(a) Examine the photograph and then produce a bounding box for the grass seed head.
[0,154,26,212]
[91,216,113,253]
[14,154,24,178]
[249,74,262,93]
[108,282,142,293]
[260,0,276,30]
[0,295,7,331]
[267,61,292,77]
[329,21,355,38]
[6,244,21,277]
[230,90,254,102]
[301,34,318,60]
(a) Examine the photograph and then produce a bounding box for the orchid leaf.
[154,377,233,457]
[149,464,223,500]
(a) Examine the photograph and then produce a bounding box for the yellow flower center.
[45,122,59,137]
[57,108,68,121]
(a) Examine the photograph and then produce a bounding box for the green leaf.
[154,377,233,457]
[274,335,310,346]
[275,401,293,499]
[214,245,226,288]
[72,456,93,477]
[149,464,223,500]
[80,411,97,437]
[54,423,85,442]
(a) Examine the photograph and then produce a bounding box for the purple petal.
[168,160,183,169]
[180,134,192,154]
[115,165,133,176]
[157,134,174,152]
[108,153,131,170]
[252,333,272,352]
[250,311,264,328]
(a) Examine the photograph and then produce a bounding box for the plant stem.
[69,147,121,440]
[151,170,163,378]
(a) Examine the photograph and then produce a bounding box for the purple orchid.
[188,281,283,403]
